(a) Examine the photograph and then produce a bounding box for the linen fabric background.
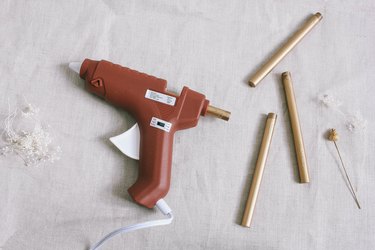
[0,1,374,249]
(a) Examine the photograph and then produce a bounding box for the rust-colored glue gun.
[69,59,230,208]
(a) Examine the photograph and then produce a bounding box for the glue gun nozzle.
[69,61,82,74]
[206,105,231,121]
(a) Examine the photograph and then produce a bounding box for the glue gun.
[69,59,230,208]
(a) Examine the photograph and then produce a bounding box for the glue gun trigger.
[109,123,140,160]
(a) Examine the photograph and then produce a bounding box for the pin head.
[328,128,339,141]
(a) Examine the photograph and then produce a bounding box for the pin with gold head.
[327,128,361,209]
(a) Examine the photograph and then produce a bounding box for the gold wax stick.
[206,105,231,121]
[241,113,277,228]
[282,72,309,183]
[248,12,322,87]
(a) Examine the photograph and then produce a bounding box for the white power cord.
[89,199,173,250]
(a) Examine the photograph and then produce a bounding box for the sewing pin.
[327,128,361,209]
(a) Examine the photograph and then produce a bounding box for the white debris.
[346,112,367,133]
[319,94,342,108]
[21,103,40,118]
[1,100,61,166]
[319,93,367,133]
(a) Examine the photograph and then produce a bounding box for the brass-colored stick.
[206,105,231,121]
[241,113,277,228]
[248,12,322,87]
[282,72,310,183]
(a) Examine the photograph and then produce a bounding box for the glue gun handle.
[128,124,174,208]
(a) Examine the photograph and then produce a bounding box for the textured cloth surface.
[1,1,374,249]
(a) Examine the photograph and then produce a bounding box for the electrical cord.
[89,199,173,250]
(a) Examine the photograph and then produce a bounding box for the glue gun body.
[77,59,212,208]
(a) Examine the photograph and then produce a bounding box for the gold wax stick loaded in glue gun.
[69,59,230,250]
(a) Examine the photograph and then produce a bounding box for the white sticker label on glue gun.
[150,117,172,132]
[145,89,176,106]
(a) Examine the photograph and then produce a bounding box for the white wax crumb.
[320,94,342,108]
[21,103,39,118]
[346,113,367,133]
